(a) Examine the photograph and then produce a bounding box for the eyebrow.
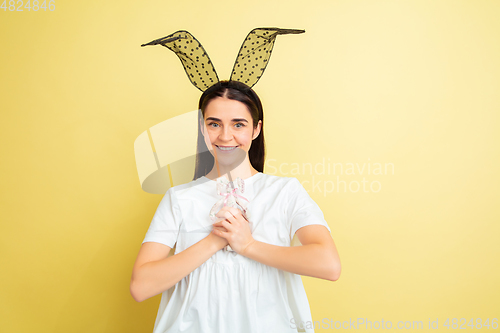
[205,117,249,123]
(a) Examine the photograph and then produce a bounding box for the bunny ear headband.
[141,27,305,91]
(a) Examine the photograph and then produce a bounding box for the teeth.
[217,145,237,151]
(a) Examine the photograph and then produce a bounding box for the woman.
[130,80,341,333]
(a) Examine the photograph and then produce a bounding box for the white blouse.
[142,172,331,333]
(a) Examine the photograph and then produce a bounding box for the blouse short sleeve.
[142,187,182,248]
[286,178,331,239]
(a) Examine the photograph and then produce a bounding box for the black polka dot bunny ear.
[141,27,304,91]
[141,30,219,92]
[230,28,305,88]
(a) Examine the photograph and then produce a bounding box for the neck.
[206,163,258,182]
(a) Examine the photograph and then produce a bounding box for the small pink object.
[209,176,250,252]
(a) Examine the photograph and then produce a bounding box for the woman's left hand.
[212,206,256,255]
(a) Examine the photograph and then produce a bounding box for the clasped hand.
[212,206,255,255]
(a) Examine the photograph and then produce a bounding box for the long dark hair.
[192,80,266,180]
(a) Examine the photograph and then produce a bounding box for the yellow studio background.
[1,0,499,332]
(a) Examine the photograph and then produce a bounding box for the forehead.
[204,97,251,119]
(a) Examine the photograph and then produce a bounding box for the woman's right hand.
[208,225,229,250]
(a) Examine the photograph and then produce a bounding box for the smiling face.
[201,96,262,166]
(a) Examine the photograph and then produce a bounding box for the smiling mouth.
[216,145,238,151]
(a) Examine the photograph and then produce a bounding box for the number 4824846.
[1,0,55,11]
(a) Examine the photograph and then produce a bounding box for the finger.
[222,210,240,224]
[228,207,249,223]
[217,206,239,218]
[212,227,228,238]
[215,205,231,217]
[221,219,234,231]
[226,207,242,218]
[215,209,227,218]
[217,205,234,213]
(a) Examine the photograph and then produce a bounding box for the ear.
[142,30,220,92]
[229,28,305,88]
[252,120,262,140]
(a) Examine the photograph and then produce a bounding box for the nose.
[219,126,234,141]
